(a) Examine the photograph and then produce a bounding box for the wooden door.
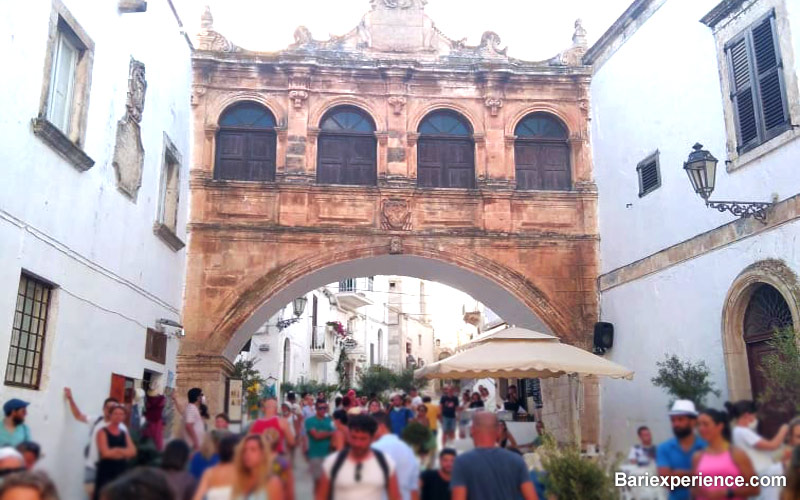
[515,141,570,190]
[417,138,474,188]
[317,135,376,185]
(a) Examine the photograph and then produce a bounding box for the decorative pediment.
[198,2,588,68]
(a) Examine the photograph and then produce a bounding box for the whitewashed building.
[0,0,192,497]
[588,0,800,453]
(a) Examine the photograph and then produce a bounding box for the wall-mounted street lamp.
[276,296,308,331]
[683,143,773,223]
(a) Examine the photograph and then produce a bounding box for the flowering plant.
[326,321,346,336]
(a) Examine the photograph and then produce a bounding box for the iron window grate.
[5,274,53,389]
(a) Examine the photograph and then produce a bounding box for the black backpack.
[328,448,390,500]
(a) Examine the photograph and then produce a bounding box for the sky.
[174,0,633,61]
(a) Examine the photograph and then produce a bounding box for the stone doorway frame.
[721,259,800,400]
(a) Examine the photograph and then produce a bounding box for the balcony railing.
[311,326,336,362]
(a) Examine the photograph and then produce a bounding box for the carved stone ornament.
[389,237,403,254]
[371,0,427,9]
[381,199,412,231]
[484,97,503,117]
[550,19,588,66]
[191,85,206,107]
[289,90,309,109]
[127,59,147,124]
[113,58,147,200]
[388,96,406,115]
[197,6,240,53]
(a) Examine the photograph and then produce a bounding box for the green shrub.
[357,365,425,397]
[540,435,618,500]
[651,354,720,409]
[401,421,432,454]
[758,328,800,416]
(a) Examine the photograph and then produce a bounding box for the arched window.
[743,284,792,435]
[417,110,475,188]
[514,112,571,190]
[317,106,377,185]
[215,102,277,181]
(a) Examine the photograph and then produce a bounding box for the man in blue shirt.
[656,399,707,500]
[0,399,31,448]
[388,394,413,437]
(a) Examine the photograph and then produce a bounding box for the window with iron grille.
[144,329,167,365]
[725,11,790,154]
[339,279,357,292]
[636,152,661,197]
[5,274,53,389]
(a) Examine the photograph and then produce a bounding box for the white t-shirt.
[323,451,396,500]
[732,426,774,473]
[184,404,206,448]
[86,416,128,469]
[411,396,423,407]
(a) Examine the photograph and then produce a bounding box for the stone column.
[286,69,311,181]
[176,354,235,422]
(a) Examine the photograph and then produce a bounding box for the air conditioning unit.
[258,344,270,352]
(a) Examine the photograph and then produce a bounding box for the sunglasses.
[355,462,363,482]
[0,467,26,477]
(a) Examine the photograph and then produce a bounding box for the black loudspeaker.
[593,322,614,354]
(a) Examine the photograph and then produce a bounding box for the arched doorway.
[282,338,291,383]
[722,260,800,436]
[743,284,793,436]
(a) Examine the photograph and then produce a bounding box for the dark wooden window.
[514,113,571,190]
[317,106,377,185]
[215,102,277,181]
[145,328,167,364]
[5,274,53,389]
[743,284,793,437]
[726,11,790,154]
[636,152,661,197]
[417,110,475,189]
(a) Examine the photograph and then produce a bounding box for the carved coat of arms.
[381,199,412,230]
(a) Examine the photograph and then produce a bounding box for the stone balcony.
[310,326,336,362]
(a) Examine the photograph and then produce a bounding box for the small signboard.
[226,378,243,423]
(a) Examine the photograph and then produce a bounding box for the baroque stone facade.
[184,1,599,441]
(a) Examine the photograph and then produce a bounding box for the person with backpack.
[316,414,401,500]
[64,387,126,499]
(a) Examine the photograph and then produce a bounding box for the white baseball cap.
[668,399,698,417]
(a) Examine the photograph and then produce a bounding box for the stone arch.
[207,91,288,129]
[505,104,579,138]
[309,96,386,133]
[721,259,800,400]
[206,244,574,360]
[409,102,484,135]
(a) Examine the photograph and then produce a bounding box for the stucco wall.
[0,0,191,497]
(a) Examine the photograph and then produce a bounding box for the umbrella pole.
[568,373,582,446]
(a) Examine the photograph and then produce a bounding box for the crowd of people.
[0,384,539,500]
[3,383,800,500]
[625,399,800,500]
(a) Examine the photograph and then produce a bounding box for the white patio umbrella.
[415,327,634,380]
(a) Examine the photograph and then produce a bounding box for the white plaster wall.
[591,0,800,274]
[0,1,191,498]
[599,219,800,455]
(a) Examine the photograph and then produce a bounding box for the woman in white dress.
[193,434,240,500]
[232,434,283,500]
[726,400,790,500]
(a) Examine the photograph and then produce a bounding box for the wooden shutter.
[345,136,377,185]
[515,143,569,190]
[247,131,276,181]
[727,37,759,151]
[216,131,247,180]
[318,135,347,184]
[445,140,475,188]
[752,15,788,136]
[109,373,127,402]
[145,328,167,364]
[515,143,541,190]
[417,139,443,187]
[540,144,570,190]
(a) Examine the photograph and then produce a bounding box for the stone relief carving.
[484,97,503,117]
[388,96,406,115]
[191,85,206,107]
[371,0,427,9]
[477,31,507,56]
[294,26,313,46]
[289,90,309,109]
[389,237,404,254]
[113,58,147,200]
[381,199,412,231]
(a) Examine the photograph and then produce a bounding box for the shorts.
[84,466,96,484]
[308,457,325,480]
[442,417,456,433]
